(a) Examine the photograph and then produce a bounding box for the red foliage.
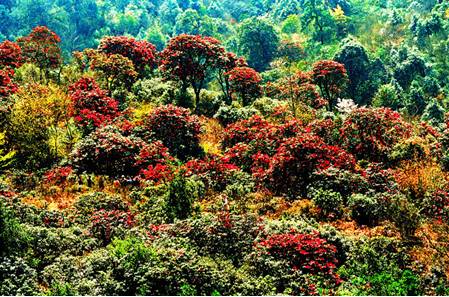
[68,77,120,130]
[311,60,348,110]
[221,116,305,172]
[17,26,62,70]
[184,156,239,190]
[98,36,157,75]
[44,166,73,185]
[257,231,339,277]
[216,52,247,101]
[145,104,203,160]
[0,69,18,97]
[340,107,412,162]
[424,190,449,222]
[258,133,356,196]
[135,140,174,183]
[159,34,225,105]
[90,209,135,244]
[226,66,262,106]
[0,40,23,69]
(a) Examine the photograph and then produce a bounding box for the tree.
[159,34,225,109]
[216,52,248,104]
[237,17,280,72]
[0,69,17,98]
[226,67,262,106]
[311,60,348,110]
[98,36,157,77]
[68,77,120,133]
[301,0,336,44]
[16,26,62,81]
[0,40,23,69]
[145,104,203,160]
[173,9,218,37]
[83,49,138,95]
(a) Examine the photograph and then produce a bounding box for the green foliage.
[237,17,280,72]
[0,199,30,256]
[165,174,204,222]
[309,188,344,219]
[348,193,383,226]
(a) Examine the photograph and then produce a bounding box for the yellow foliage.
[394,160,448,199]
[130,102,155,122]
[330,5,348,23]
[445,8,449,19]
[199,117,223,155]
[8,83,74,166]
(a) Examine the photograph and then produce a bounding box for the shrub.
[145,104,203,160]
[256,231,340,283]
[311,60,348,110]
[423,190,449,222]
[70,125,145,177]
[0,40,23,69]
[89,209,135,245]
[74,192,129,218]
[68,77,120,132]
[225,66,262,106]
[310,188,344,219]
[385,193,420,238]
[259,134,356,197]
[0,256,40,295]
[131,77,177,104]
[0,199,29,256]
[98,36,157,76]
[347,193,383,226]
[184,156,239,192]
[340,107,412,162]
[310,167,369,199]
[214,102,259,127]
[165,174,205,222]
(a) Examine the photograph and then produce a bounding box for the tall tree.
[237,17,280,72]
[159,34,225,110]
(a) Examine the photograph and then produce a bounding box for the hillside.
[1,0,449,295]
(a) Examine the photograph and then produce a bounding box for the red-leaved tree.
[311,60,348,110]
[340,107,412,162]
[0,69,18,98]
[17,26,62,79]
[145,104,203,160]
[226,66,262,106]
[216,52,248,103]
[0,40,23,69]
[159,34,225,109]
[98,36,157,76]
[68,77,120,132]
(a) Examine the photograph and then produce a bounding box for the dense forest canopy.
[2,0,449,296]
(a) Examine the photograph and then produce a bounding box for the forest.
[1,0,449,295]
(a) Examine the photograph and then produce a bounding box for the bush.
[423,190,449,222]
[131,77,177,104]
[68,77,120,133]
[338,237,419,295]
[214,102,259,127]
[70,125,145,177]
[74,192,129,218]
[226,67,262,106]
[310,188,344,219]
[340,107,411,162]
[0,256,40,295]
[310,167,369,199]
[145,104,203,160]
[165,174,205,222]
[89,210,135,245]
[0,199,30,256]
[259,134,356,197]
[347,193,383,226]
